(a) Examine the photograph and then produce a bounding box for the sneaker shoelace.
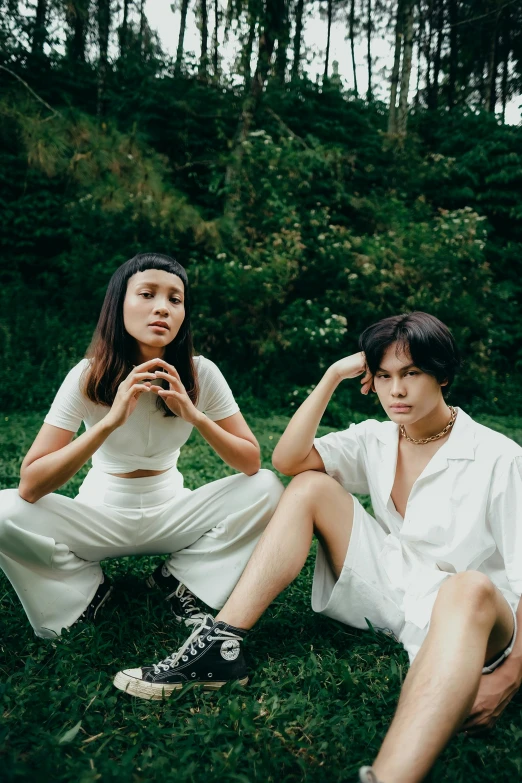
[171,583,206,626]
[151,616,243,675]
[152,615,214,674]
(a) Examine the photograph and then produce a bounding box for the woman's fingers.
[131,358,167,373]
[153,387,183,400]
[155,364,180,379]
[154,369,183,388]
[119,372,156,393]
[125,383,152,398]
[129,371,158,382]
[132,357,177,375]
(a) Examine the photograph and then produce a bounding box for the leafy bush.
[2,88,522,413]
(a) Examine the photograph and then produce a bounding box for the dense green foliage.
[2,0,522,413]
[2,409,522,783]
[2,2,522,781]
[2,75,522,413]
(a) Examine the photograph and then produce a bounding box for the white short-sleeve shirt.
[314,409,522,624]
[44,355,240,477]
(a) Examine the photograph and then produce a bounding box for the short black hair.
[359,312,460,397]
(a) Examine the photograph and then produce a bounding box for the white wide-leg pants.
[0,466,284,638]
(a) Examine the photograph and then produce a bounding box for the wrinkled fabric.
[312,496,518,666]
[44,355,240,474]
[313,409,522,642]
[0,467,284,638]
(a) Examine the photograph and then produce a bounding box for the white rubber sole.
[113,670,248,700]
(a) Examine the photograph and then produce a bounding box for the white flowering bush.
[191,133,497,405]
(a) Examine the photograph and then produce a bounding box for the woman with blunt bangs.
[0,253,284,638]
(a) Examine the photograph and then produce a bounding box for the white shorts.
[311,496,517,670]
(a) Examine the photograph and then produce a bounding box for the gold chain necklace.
[400,406,457,445]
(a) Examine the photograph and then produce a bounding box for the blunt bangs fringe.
[84,253,199,416]
[358,312,460,397]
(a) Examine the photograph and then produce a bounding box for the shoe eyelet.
[182,655,188,662]
[208,673,213,678]
[191,649,197,655]
[191,672,196,678]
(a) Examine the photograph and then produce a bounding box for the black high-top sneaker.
[76,575,113,623]
[113,615,248,700]
[146,563,207,627]
[358,767,385,783]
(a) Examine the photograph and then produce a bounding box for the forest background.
[2,3,522,782]
[2,0,522,419]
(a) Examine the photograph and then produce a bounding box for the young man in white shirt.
[114,312,522,783]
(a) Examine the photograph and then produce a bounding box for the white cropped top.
[44,356,240,474]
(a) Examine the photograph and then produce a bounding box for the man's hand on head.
[329,352,373,393]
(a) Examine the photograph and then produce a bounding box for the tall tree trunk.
[225,0,282,217]
[66,0,88,62]
[32,0,47,56]
[97,0,111,118]
[242,15,257,88]
[366,0,372,101]
[429,0,444,109]
[275,1,290,82]
[324,0,333,80]
[120,0,130,57]
[388,0,404,133]
[479,63,486,107]
[212,0,219,76]
[448,0,458,109]
[414,2,424,106]
[397,0,414,135]
[486,11,500,114]
[425,0,433,101]
[175,0,190,75]
[291,0,305,81]
[139,0,146,56]
[501,25,510,124]
[349,0,358,96]
[199,0,209,78]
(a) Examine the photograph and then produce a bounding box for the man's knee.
[286,470,349,508]
[436,571,497,616]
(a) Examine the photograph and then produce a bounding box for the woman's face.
[123,269,185,355]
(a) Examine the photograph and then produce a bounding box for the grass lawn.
[1,409,522,783]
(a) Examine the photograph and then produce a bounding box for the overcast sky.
[146,0,522,125]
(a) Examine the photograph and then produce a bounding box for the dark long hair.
[359,312,460,398]
[84,253,198,416]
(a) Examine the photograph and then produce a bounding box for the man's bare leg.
[371,572,515,783]
[216,471,354,629]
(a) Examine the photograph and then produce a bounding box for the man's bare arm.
[272,353,372,476]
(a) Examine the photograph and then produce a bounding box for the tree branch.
[0,65,62,118]
[266,107,310,149]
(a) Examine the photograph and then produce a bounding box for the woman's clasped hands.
[106,358,200,429]
[151,360,201,424]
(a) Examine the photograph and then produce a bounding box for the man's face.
[373,342,447,425]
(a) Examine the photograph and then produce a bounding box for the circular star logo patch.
[220,639,240,661]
